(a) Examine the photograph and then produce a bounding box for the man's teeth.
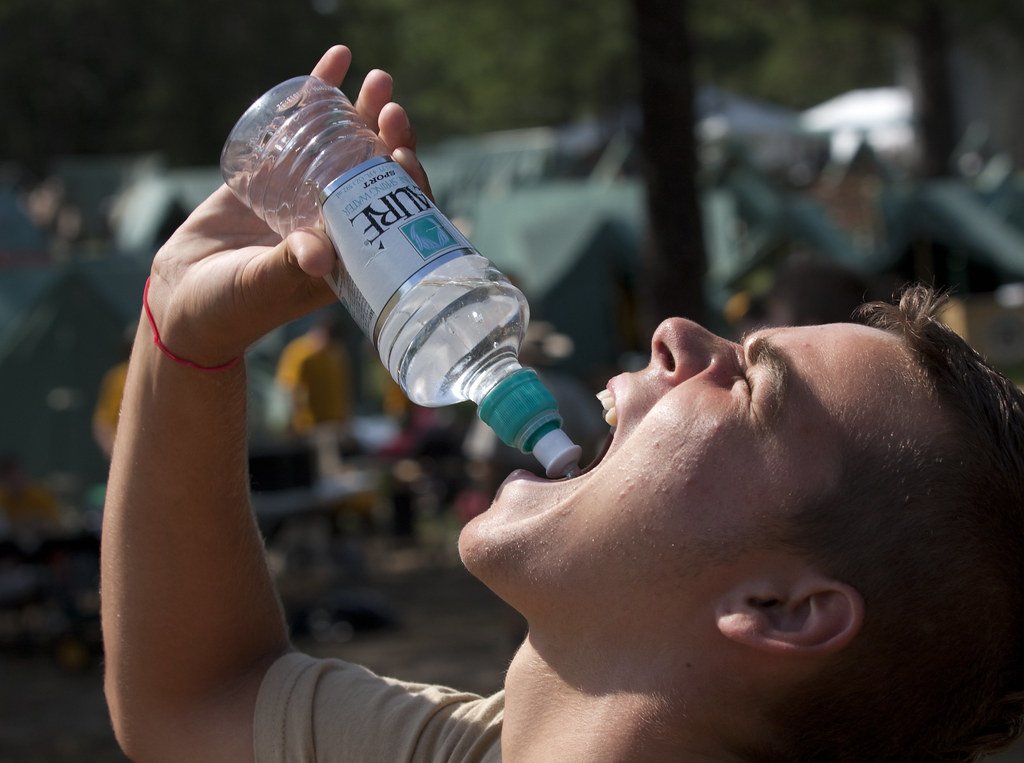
[596,388,618,427]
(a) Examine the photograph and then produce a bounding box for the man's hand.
[144,45,429,367]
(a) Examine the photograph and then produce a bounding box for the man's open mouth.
[576,429,613,477]
[562,386,617,479]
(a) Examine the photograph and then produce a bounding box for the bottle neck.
[476,366,564,453]
[463,351,525,405]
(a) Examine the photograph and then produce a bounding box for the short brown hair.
[771,285,1024,761]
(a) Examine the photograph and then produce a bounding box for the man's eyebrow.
[742,333,791,424]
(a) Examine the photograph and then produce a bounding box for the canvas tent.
[0,257,149,502]
[0,187,48,263]
[111,167,222,254]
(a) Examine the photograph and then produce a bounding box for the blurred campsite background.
[2,0,1024,759]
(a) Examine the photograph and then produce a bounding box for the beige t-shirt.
[255,652,504,762]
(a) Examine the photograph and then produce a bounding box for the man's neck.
[500,633,739,762]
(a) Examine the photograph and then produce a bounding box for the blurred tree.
[0,0,640,169]
[632,0,707,328]
[690,0,898,110]
[903,1,958,179]
[374,0,637,142]
[0,0,343,171]
[786,0,961,178]
[3,0,1022,192]
[855,0,1024,178]
[768,0,1024,178]
[691,0,1024,177]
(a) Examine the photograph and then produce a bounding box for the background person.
[92,323,136,459]
[274,309,356,478]
[0,454,63,542]
[275,310,354,437]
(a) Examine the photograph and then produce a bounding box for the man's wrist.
[142,278,243,372]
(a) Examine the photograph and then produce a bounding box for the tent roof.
[467,181,645,300]
[800,88,915,162]
[112,167,222,253]
[0,256,149,495]
[800,87,913,133]
[0,187,48,255]
[0,267,55,349]
[697,85,799,138]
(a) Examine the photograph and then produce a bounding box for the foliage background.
[1,0,959,172]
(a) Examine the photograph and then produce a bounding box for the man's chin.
[456,516,510,593]
[456,492,538,577]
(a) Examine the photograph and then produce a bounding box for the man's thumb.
[286,228,336,279]
[247,229,336,329]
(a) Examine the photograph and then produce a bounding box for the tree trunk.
[906,1,959,178]
[632,0,707,333]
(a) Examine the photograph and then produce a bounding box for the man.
[101,46,1024,762]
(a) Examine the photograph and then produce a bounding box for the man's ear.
[715,574,864,656]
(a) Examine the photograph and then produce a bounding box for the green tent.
[0,257,149,503]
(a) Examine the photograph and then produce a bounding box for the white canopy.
[800,87,915,162]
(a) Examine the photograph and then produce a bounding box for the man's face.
[459,318,930,630]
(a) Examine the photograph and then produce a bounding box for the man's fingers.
[392,147,434,201]
[354,69,394,132]
[311,50,416,190]
[378,102,416,152]
[378,103,432,199]
[310,45,352,87]
[287,228,337,279]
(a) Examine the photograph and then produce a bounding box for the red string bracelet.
[142,277,242,372]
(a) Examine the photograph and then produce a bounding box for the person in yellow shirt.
[0,454,61,533]
[93,359,129,459]
[275,312,354,435]
[92,324,136,459]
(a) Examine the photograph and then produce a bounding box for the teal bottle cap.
[478,368,557,450]
[478,368,582,477]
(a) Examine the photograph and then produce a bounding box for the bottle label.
[320,157,475,341]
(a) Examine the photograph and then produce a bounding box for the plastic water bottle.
[221,75,581,478]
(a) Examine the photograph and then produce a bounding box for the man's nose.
[649,317,738,386]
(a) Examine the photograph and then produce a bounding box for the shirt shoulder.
[255,652,503,763]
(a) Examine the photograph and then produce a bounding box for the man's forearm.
[101,323,289,758]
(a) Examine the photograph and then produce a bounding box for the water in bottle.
[221,75,581,478]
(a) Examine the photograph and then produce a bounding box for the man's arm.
[102,335,286,761]
[100,45,426,762]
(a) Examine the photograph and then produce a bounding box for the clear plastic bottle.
[221,75,581,478]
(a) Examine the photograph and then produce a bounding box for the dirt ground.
[0,530,515,763]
